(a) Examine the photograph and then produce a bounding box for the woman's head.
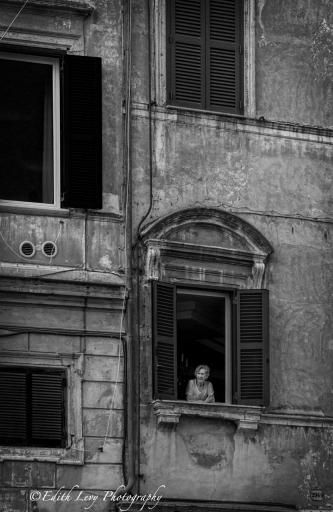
[194,364,210,381]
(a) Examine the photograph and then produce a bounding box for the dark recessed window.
[166,0,244,114]
[0,366,66,448]
[0,51,103,210]
[153,282,269,406]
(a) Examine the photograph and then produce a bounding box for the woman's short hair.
[194,364,210,377]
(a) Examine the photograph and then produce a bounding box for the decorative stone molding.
[248,258,266,289]
[141,208,273,288]
[145,240,163,281]
[152,400,262,432]
[152,400,333,432]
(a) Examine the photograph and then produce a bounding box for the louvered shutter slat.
[207,0,243,113]
[168,0,205,108]
[236,290,269,406]
[0,371,27,442]
[153,282,177,399]
[62,55,102,209]
[31,372,65,445]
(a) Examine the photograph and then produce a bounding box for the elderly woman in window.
[186,364,215,403]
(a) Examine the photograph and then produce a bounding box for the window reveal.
[167,0,244,114]
[153,282,269,406]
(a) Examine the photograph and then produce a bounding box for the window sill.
[0,203,69,218]
[0,442,84,465]
[152,400,263,432]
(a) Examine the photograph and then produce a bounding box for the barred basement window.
[0,51,102,210]
[153,282,269,406]
[166,0,244,114]
[0,367,66,448]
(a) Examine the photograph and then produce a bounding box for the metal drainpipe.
[110,0,135,509]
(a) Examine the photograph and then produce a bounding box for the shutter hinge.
[239,99,243,110]
[239,45,243,55]
[169,91,174,101]
[60,56,65,72]
[169,36,174,44]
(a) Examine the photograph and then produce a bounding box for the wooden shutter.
[207,0,243,113]
[31,370,66,447]
[167,0,205,108]
[62,55,102,209]
[167,0,243,113]
[0,369,27,444]
[153,282,177,399]
[236,290,269,406]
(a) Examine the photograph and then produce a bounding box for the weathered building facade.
[0,0,332,511]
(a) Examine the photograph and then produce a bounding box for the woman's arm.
[205,382,215,403]
[186,380,197,401]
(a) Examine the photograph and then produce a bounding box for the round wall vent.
[42,241,58,258]
[19,241,35,258]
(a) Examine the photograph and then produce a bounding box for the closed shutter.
[0,367,66,447]
[167,0,243,113]
[236,290,269,406]
[207,0,243,113]
[167,0,205,108]
[31,370,66,447]
[0,369,27,444]
[153,282,177,399]
[62,55,102,209]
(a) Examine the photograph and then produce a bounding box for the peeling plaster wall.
[0,1,126,510]
[132,0,333,508]
[256,0,333,126]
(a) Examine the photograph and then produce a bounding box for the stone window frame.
[0,351,84,465]
[151,0,256,117]
[140,207,273,432]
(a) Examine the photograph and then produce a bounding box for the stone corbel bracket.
[247,256,266,289]
[144,239,166,282]
[152,400,262,432]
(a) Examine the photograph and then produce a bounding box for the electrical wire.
[0,0,30,41]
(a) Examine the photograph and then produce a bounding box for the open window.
[153,281,269,406]
[0,51,102,210]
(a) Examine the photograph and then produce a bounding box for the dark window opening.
[177,291,228,402]
[0,366,66,448]
[0,51,103,210]
[153,281,269,406]
[0,59,54,204]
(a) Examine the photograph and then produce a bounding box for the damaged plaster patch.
[298,430,333,508]
[312,19,333,81]
[179,419,236,470]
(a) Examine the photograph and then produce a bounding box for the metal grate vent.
[19,241,35,258]
[42,241,57,258]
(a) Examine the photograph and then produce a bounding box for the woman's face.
[196,368,208,382]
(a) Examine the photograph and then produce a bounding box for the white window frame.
[0,351,83,465]
[177,287,232,403]
[0,52,61,209]
[151,0,256,117]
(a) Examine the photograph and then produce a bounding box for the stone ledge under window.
[152,400,333,432]
[152,400,263,432]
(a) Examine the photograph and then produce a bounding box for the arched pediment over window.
[140,207,273,289]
